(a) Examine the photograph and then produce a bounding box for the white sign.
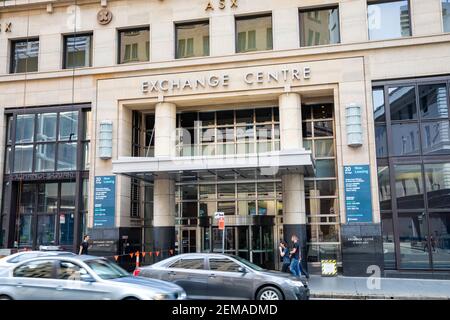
[214,212,225,219]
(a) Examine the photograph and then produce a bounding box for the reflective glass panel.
[36,113,57,142]
[60,182,76,213]
[37,183,58,214]
[315,139,334,157]
[119,28,150,64]
[391,123,420,156]
[14,145,33,173]
[37,215,56,246]
[11,39,39,73]
[236,15,273,53]
[19,215,33,246]
[378,166,392,210]
[35,143,55,172]
[389,86,417,121]
[424,163,450,209]
[419,84,448,119]
[381,212,396,269]
[300,8,340,47]
[59,111,78,141]
[443,0,450,33]
[429,213,450,269]
[16,114,35,143]
[373,88,386,122]
[394,164,424,209]
[64,34,92,68]
[398,212,430,269]
[368,0,411,40]
[375,125,388,158]
[57,142,77,171]
[176,21,209,59]
[421,120,450,155]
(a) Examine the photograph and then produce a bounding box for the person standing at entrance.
[279,240,290,273]
[79,235,90,255]
[289,235,301,277]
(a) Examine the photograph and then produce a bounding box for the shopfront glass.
[374,78,450,270]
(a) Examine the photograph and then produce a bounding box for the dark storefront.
[374,76,450,274]
[0,104,90,253]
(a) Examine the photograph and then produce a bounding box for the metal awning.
[112,149,315,183]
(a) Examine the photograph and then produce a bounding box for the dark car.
[134,253,309,300]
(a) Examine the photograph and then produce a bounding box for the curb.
[310,292,450,300]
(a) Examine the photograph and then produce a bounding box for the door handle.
[168,271,176,275]
[56,286,64,291]
[209,274,216,278]
[16,283,23,288]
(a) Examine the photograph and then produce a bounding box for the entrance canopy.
[112,150,314,182]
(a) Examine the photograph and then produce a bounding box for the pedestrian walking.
[278,240,291,273]
[79,235,90,255]
[289,235,301,277]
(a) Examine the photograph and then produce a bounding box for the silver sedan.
[0,255,186,300]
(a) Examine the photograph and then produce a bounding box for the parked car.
[134,253,309,300]
[0,255,186,300]
[0,250,76,271]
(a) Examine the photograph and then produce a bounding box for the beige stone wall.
[0,0,448,230]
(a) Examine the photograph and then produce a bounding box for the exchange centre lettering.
[141,66,311,94]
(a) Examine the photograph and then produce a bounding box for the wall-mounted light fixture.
[99,120,113,159]
[346,103,363,147]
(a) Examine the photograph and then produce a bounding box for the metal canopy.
[112,150,315,183]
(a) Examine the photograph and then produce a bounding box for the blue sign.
[94,176,116,228]
[344,165,373,223]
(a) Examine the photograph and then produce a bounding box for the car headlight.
[286,279,304,287]
[153,293,170,300]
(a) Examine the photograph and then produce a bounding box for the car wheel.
[0,295,12,300]
[257,287,283,300]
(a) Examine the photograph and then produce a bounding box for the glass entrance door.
[181,228,197,253]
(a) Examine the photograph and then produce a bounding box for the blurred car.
[0,251,76,271]
[134,253,309,300]
[0,255,186,300]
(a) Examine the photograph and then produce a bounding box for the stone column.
[279,93,308,272]
[153,102,176,259]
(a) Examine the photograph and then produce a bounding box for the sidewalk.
[307,275,450,300]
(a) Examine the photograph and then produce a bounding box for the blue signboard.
[344,165,373,223]
[94,176,116,228]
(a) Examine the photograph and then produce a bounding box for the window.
[443,0,450,32]
[169,258,205,270]
[119,27,150,64]
[367,0,411,40]
[208,258,241,272]
[10,38,39,73]
[57,261,88,280]
[63,33,93,69]
[300,7,340,47]
[176,21,209,59]
[14,260,54,278]
[236,15,273,53]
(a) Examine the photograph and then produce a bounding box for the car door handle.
[168,271,176,275]
[56,286,64,291]
[16,283,23,288]
[209,274,216,278]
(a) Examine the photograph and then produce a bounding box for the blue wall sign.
[344,165,373,223]
[94,176,116,228]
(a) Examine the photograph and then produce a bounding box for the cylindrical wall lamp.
[346,103,363,147]
[99,120,113,159]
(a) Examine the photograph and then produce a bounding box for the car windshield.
[85,259,130,280]
[230,255,265,271]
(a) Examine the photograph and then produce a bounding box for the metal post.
[222,225,225,254]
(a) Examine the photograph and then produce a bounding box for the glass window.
[199,112,215,126]
[169,258,205,269]
[255,108,272,123]
[315,139,334,157]
[57,261,88,280]
[59,213,74,246]
[373,88,386,122]
[300,7,340,47]
[429,213,450,269]
[367,0,411,40]
[59,111,78,141]
[314,121,333,137]
[176,21,209,59]
[421,120,450,155]
[424,163,450,209]
[11,38,39,73]
[14,260,54,278]
[64,34,93,69]
[235,109,253,124]
[217,201,235,215]
[19,215,33,246]
[419,84,448,120]
[398,212,430,269]
[36,113,57,142]
[14,145,33,173]
[238,200,256,215]
[119,28,150,64]
[37,215,56,246]
[389,86,416,121]
[37,183,58,214]
[316,159,335,178]
[16,114,35,143]
[35,143,55,172]
[60,182,76,213]
[378,166,392,210]
[381,212,396,269]
[312,104,333,119]
[237,183,256,198]
[199,185,216,200]
[182,185,198,200]
[391,123,420,156]
[443,0,450,33]
[57,142,77,171]
[236,15,273,53]
[316,180,337,196]
[216,110,234,126]
[375,125,388,158]
[209,258,241,272]
[394,164,424,209]
[218,184,235,199]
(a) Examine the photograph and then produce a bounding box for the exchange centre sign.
[94,176,116,228]
[141,66,311,94]
[344,165,373,223]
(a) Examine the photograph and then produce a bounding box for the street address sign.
[214,212,224,219]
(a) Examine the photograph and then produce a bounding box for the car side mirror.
[80,274,95,283]
[238,267,247,273]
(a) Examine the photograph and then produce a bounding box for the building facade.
[0,0,449,277]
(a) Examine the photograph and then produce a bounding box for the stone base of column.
[283,223,308,273]
[341,223,384,277]
[153,226,175,260]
